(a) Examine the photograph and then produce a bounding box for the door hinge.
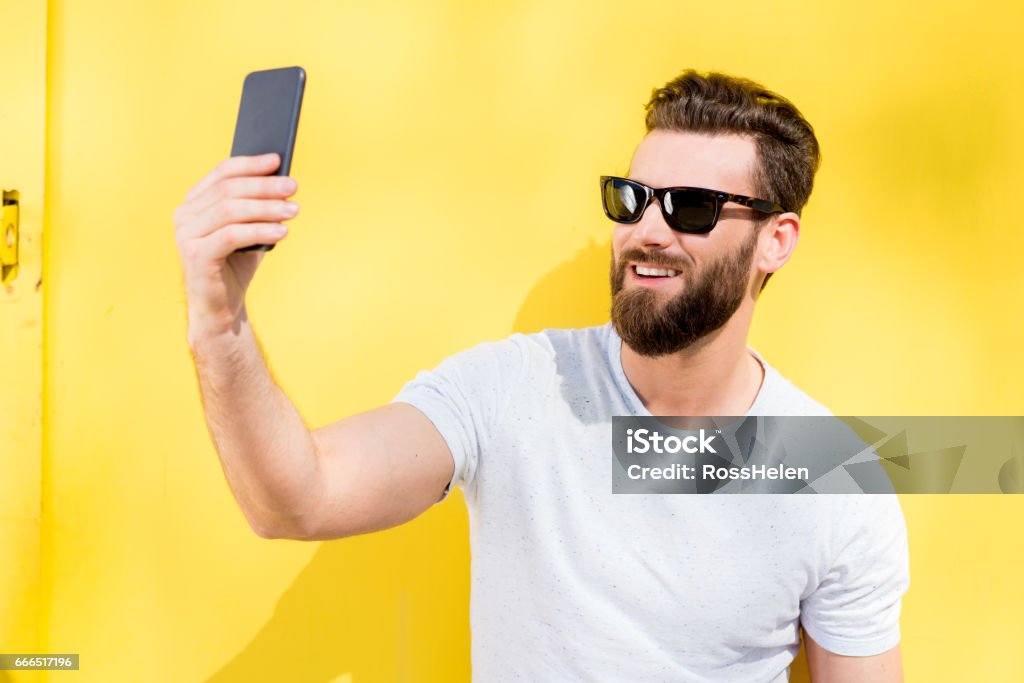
[1,190,18,284]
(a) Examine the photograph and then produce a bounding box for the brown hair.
[645,69,820,215]
[644,70,821,290]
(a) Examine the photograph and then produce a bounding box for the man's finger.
[195,222,290,263]
[184,153,281,203]
[182,197,299,241]
[190,175,297,218]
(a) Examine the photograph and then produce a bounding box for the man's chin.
[613,288,673,313]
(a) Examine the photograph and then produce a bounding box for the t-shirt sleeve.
[388,336,526,503]
[800,495,911,656]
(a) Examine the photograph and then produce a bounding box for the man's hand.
[173,153,299,344]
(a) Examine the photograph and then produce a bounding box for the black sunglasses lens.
[663,189,717,232]
[603,178,646,223]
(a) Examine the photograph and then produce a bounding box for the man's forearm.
[189,314,323,538]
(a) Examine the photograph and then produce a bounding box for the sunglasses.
[600,176,789,234]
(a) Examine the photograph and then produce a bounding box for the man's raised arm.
[175,154,454,540]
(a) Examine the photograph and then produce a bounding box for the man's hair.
[644,70,821,290]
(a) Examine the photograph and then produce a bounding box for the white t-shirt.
[391,323,910,682]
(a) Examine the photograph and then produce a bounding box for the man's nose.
[628,201,677,249]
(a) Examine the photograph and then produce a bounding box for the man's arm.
[804,630,903,682]
[178,154,455,541]
[190,319,455,540]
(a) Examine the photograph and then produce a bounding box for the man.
[174,69,909,681]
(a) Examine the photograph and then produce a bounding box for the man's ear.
[756,212,800,277]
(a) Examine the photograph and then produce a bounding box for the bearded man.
[176,69,910,682]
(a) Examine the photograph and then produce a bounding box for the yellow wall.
[4,0,1022,680]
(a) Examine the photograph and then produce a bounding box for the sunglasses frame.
[600,175,790,234]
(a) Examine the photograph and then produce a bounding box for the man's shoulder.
[512,322,610,342]
[480,323,612,361]
[442,323,612,376]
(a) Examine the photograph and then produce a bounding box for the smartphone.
[230,66,305,252]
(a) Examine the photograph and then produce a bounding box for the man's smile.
[628,263,684,286]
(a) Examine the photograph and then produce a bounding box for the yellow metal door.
[0,1,46,682]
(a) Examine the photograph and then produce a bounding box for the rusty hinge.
[1,189,19,284]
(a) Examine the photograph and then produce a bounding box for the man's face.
[610,130,765,357]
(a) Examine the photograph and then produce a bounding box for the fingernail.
[281,178,296,192]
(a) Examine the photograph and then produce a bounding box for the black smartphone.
[230,66,305,252]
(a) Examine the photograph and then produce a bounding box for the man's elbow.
[250,522,291,540]
[245,512,321,541]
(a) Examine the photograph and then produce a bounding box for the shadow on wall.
[204,238,811,682]
[204,506,469,683]
[510,239,612,334]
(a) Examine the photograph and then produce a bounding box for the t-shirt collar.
[604,322,774,417]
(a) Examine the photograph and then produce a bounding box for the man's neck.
[619,310,764,416]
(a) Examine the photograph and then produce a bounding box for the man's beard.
[610,232,758,357]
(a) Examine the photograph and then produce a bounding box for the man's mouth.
[630,264,682,284]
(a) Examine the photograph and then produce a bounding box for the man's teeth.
[635,266,679,277]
